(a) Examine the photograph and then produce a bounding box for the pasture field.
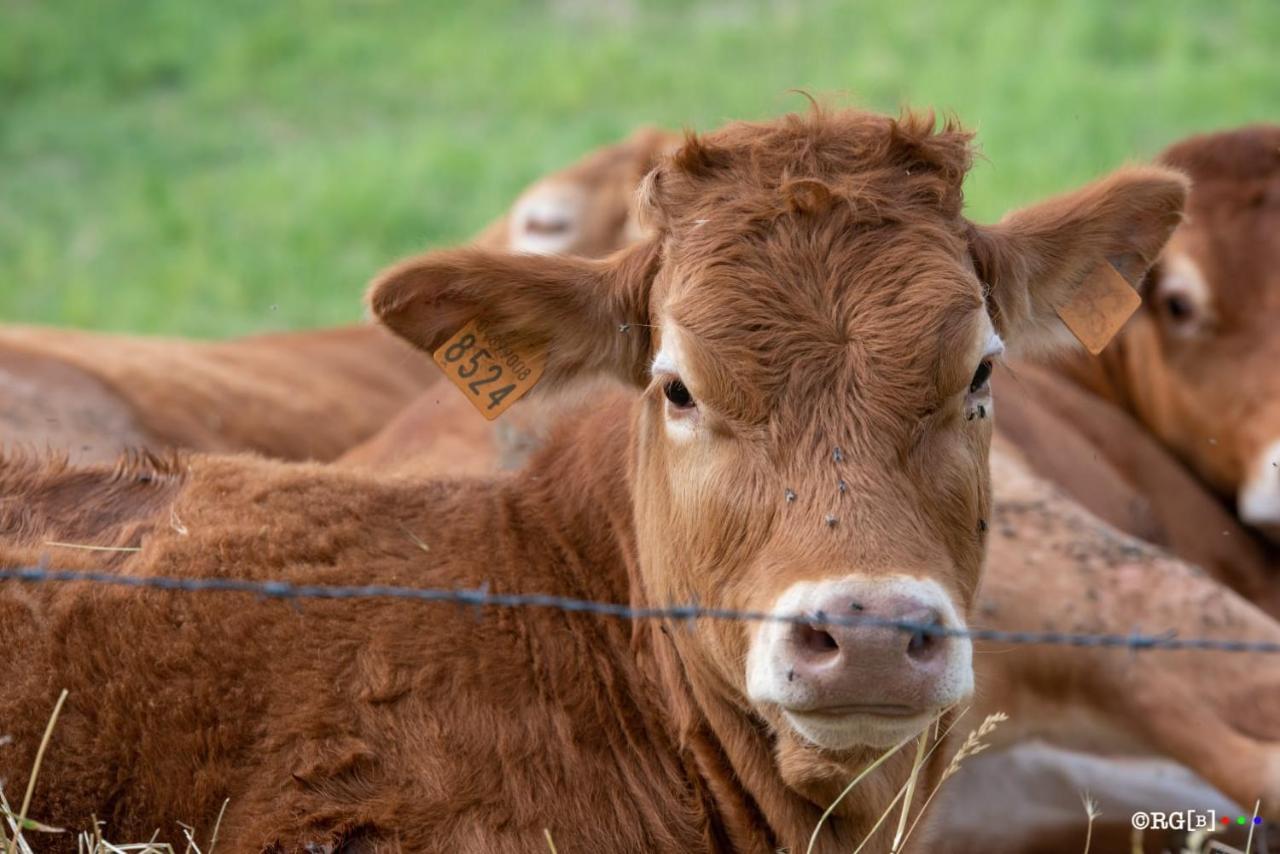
[2,0,1278,337]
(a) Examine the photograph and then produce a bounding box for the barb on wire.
[1,565,1279,654]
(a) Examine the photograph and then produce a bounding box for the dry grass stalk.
[543,827,559,853]
[846,706,971,854]
[851,707,971,854]
[5,688,69,854]
[804,733,917,854]
[399,524,431,553]
[1081,792,1100,854]
[1244,799,1260,854]
[42,541,141,553]
[889,729,930,853]
[896,711,1008,849]
[205,798,229,854]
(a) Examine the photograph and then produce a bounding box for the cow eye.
[969,359,993,394]
[664,379,695,409]
[1161,292,1195,323]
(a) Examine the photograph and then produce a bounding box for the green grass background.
[3,0,1277,337]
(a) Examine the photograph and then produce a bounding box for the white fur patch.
[984,328,1006,361]
[1159,253,1212,309]
[1238,438,1280,530]
[651,325,700,442]
[508,182,586,255]
[650,346,679,378]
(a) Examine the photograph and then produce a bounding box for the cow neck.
[502,398,728,849]
[514,398,944,852]
[647,625,950,853]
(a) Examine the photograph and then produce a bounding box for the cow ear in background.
[968,165,1189,357]
[366,239,662,389]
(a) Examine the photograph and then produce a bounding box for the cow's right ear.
[367,239,661,388]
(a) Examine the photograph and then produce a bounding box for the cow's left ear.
[967,166,1189,357]
[367,238,661,388]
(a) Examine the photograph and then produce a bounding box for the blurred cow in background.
[1035,126,1280,545]
[0,128,676,467]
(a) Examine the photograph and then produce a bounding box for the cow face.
[370,109,1185,770]
[474,127,678,258]
[1106,126,1280,539]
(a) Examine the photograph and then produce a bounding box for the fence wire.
[3,565,1279,654]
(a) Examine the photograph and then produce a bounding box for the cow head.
[1094,126,1280,540]
[473,126,679,258]
[369,108,1185,783]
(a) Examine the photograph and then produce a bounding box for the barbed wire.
[3,565,1279,655]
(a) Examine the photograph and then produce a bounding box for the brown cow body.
[0,107,1188,851]
[0,323,430,464]
[0,412,737,852]
[6,410,1280,852]
[996,359,1280,617]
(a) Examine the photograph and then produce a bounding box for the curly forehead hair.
[641,105,977,232]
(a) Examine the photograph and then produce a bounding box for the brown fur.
[0,323,431,463]
[347,381,1280,825]
[1043,125,1280,551]
[996,360,1280,616]
[1,107,1184,852]
[974,438,1280,815]
[344,128,1280,846]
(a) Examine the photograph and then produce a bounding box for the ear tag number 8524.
[432,318,547,420]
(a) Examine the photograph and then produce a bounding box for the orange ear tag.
[432,318,547,420]
[1055,262,1142,355]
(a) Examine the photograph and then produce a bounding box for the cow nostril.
[907,629,932,656]
[904,610,945,662]
[794,623,840,656]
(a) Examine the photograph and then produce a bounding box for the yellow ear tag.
[432,318,547,420]
[1055,262,1142,355]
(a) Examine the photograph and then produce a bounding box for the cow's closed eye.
[525,215,572,236]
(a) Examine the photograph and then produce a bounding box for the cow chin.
[781,706,945,751]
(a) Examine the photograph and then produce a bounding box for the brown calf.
[0,107,1185,852]
[339,129,1280,845]
[1045,125,1280,548]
